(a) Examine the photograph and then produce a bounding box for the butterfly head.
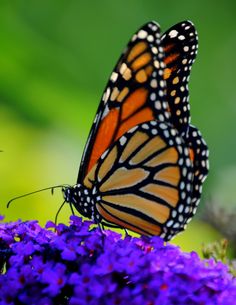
[62,184,102,222]
[62,185,75,204]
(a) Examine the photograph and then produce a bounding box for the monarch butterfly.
[63,20,209,241]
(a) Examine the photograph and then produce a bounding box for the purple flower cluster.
[0,215,236,305]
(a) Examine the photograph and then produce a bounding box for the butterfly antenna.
[7,185,68,208]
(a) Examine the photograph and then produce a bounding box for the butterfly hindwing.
[83,121,194,240]
[186,124,209,221]
[161,21,198,138]
[78,21,171,182]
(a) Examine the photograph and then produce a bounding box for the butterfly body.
[63,20,209,241]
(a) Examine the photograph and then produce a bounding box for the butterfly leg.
[54,200,66,226]
[124,228,130,237]
[69,202,75,215]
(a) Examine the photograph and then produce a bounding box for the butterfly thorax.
[62,184,102,222]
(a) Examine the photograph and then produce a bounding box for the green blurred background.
[0,0,235,254]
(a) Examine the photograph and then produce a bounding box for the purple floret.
[0,215,235,305]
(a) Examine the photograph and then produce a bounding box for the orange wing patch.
[120,131,149,163]
[130,136,167,165]
[131,52,152,71]
[83,162,98,188]
[154,166,180,187]
[121,88,148,120]
[145,147,179,167]
[99,167,149,192]
[87,108,119,174]
[163,68,172,80]
[97,146,118,182]
[101,194,170,224]
[87,88,153,175]
[116,107,154,140]
[127,41,148,63]
[97,203,162,236]
[141,184,179,208]
[189,147,195,162]
[164,53,179,65]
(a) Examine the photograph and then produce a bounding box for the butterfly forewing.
[83,121,194,240]
[161,21,198,138]
[78,21,171,182]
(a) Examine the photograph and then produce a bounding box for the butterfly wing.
[68,20,209,240]
[186,125,209,220]
[161,21,198,138]
[83,121,194,240]
[161,22,209,221]
[78,22,170,182]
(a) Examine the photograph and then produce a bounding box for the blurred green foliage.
[0,0,236,253]
[202,239,236,274]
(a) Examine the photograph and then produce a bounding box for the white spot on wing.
[110,72,118,82]
[147,35,154,42]
[183,46,189,52]
[120,63,127,74]
[178,35,185,40]
[101,105,109,119]
[150,79,158,88]
[137,30,148,39]
[152,47,158,54]
[131,34,137,41]
[120,136,127,146]
[101,149,109,160]
[151,129,157,135]
[169,30,178,38]
[150,93,156,101]
[103,87,110,104]
[155,101,161,110]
